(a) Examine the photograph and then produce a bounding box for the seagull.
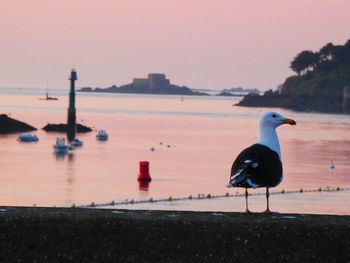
[227,112,296,213]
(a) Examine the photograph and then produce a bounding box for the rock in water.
[42,123,92,133]
[0,114,36,134]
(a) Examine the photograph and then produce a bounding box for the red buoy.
[138,161,152,182]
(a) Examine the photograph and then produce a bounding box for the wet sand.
[0,206,349,262]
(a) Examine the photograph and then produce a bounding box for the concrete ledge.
[0,207,349,262]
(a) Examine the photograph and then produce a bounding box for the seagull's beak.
[282,118,296,125]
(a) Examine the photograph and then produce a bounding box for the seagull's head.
[260,112,296,129]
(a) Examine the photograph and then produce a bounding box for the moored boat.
[71,139,83,147]
[17,133,39,142]
[53,137,69,154]
[96,130,108,141]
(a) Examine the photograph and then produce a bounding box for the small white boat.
[71,139,83,147]
[17,133,39,142]
[53,137,69,154]
[96,130,108,141]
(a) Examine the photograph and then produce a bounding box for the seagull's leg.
[264,187,271,213]
[245,188,250,213]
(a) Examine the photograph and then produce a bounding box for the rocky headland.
[237,91,344,113]
[237,39,350,113]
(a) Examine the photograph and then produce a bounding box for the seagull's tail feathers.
[227,168,249,188]
[227,160,259,188]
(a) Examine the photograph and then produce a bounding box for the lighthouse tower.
[67,69,77,143]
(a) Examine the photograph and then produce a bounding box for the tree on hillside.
[333,43,350,65]
[345,39,350,47]
[290,39,350,75]
[290,50,319,75]
[319,43,335,61]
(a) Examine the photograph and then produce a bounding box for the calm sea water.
[0,88,349,214]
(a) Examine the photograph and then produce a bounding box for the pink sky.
[1,0,349,90]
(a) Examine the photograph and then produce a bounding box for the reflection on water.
[0,90,349,214]
[65,154,75,205]
[138,180,150,191]
[54,152,67,160]
[53,152,75,161]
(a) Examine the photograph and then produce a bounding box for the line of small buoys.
[72,187,350,209]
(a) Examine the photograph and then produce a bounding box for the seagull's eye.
[272,114,277,118]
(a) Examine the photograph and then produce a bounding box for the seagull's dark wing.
[228,144,283,188]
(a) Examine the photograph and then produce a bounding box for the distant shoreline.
[78,87,251,97]
[237,93,346,114]
[78,73,258,97]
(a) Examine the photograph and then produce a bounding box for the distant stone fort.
[132,74,170,90]
[79,73,207,96]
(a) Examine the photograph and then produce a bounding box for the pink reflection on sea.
[0,91,349,214]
